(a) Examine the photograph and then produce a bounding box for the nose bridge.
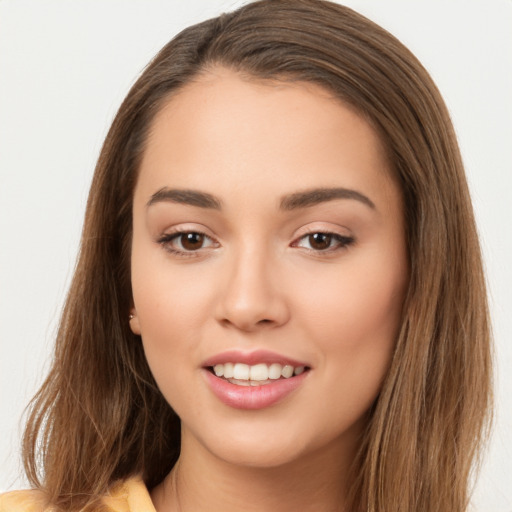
[216,238,289,330]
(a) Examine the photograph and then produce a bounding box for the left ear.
[129,308,141,335]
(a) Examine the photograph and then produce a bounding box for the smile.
[211,362,306,386]
[202,351,311,410]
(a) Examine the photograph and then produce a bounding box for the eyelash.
[292,231,354,253]
[157,230,218,258]
[157,229,354,258]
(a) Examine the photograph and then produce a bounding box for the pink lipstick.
[202,350,310,410]
[202,349,308,368]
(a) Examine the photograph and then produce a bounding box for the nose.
[214,247,290,332]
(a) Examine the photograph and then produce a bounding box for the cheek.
[131,278,204,413]
[297,258,405,347]
[292,246,407,401]
[133,271,209,335]
[130,243,205,387]
[130,243,232,412]
[131,231,214,334]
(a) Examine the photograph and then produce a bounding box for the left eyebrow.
[146,188,222,210]
[280,187,376,210]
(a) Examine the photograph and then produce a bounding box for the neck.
[151,427,362,512]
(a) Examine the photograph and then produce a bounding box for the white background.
[1,1,511,510]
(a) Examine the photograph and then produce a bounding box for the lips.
[203,349,308,368]
[202,350,310,410]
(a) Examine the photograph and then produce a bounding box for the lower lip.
[203,369,309,410]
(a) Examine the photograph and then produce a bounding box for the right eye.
[158,231,219,256]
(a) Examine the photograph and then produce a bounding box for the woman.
[0,0,492,511]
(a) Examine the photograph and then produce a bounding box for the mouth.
[202,351,311,409]
[207,362,310,387]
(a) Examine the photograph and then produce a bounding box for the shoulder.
[0,477,154,512]
[0,489,49,512]
[102,477,156,512]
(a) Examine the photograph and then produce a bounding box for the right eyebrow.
[146,188,222,210]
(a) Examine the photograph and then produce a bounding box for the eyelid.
[156,224,220,258]
[290,224,355,253]
[293,233,353,250]
[155,223,354,257]
[156,223,217,241]
[292,222,353,240]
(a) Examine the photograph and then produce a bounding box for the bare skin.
[129,67,408,512]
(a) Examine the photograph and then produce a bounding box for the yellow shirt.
[0,477,155,512]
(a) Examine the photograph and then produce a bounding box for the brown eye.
[158,231,218,255]
[293,232,354,253]
[308,233,332,250]
[157,231,220,257]
[180,232,205,251]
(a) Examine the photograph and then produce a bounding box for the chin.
[211,437,309,469]
[183,415,358,471]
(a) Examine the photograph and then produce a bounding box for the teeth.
[281,365,293,378]
[229,378,251,387]
[268,363,282,380]
[223,362,234,379]
[294,366,305,376]
[212,362,307,382]
[233,363,250,380]
[250,363,268,381]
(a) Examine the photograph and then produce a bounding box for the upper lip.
[202,349,310,368]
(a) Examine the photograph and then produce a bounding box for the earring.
[129,313,134,320]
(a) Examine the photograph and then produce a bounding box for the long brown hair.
[22,1,492,511]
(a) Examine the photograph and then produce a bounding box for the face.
[130,68,408,469]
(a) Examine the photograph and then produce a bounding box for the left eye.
[160,231,217,252]
[294,232,353,251]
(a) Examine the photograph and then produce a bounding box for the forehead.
[146,68,375,154]
[136,67,398,212]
